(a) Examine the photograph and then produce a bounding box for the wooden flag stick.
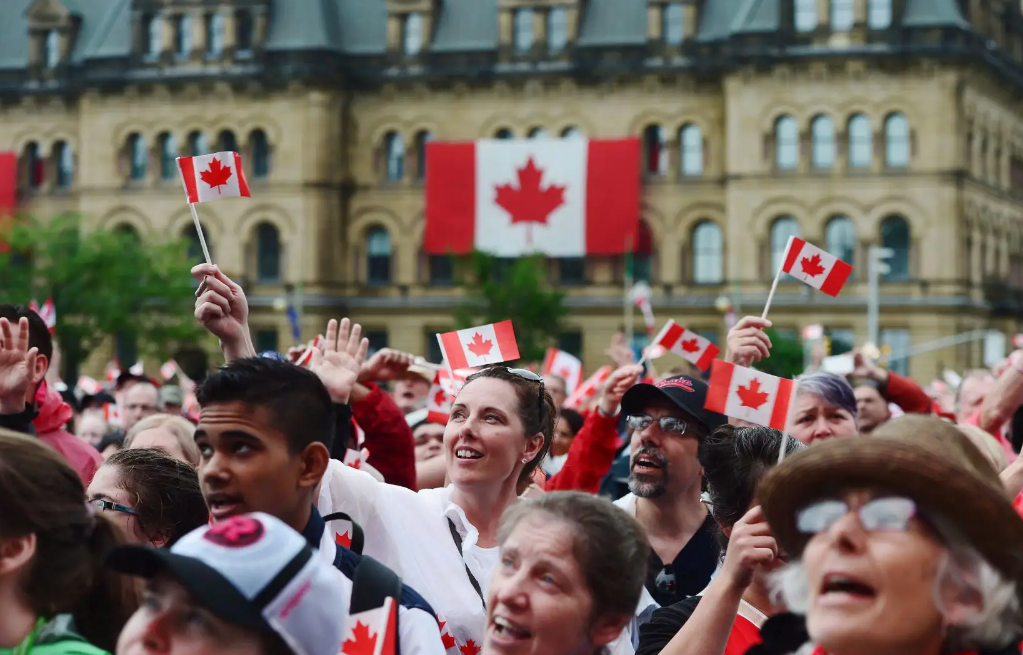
[188,203,212,265]
[762,235,795,320]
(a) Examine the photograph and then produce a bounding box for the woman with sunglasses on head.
[750,415,1023,655]
[315,318,559,654]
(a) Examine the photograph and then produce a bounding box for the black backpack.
[323,512,403,614]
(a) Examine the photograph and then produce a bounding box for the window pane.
[184,222,212,263]
[692,221,723,284]
[207,13,224,55]
[367,228,391,285]
[559,257,586,285]
[403,12,423,55]
[848,114,872,168]
[826,328,855,356]
[189,131,208,156]
[881,329,910,375]
[426,331,444,364]
[146,15,162,58]
[46,30,60,68]
[235,10,253,53]
[495,128,514,139]
[885,113,910,168]
[514,9,534,52]
[770,217,801,276]
[256,223,280,283]
[130,134,147,180]
[644,125,668,176]
[825,216,856,270]
[177,14,192,56]
[880,216,910,281]
[56,143,73,189]
[775,116,799,170]
[868,0,892,29]
[429,255,454,285]
[547,8,568,51]
[385,132,404,181]
[160,133,177,180]
[663,3,683,45]
[251,130,270,178]
[680,125,703,176]
[219,130,237,153]
[415,131,432,181]
[255,329,279,354]
[557,332,583,359]
[794,0,817,32]
[365,331,388,357]
[811,116,835,169]
[831,0,854,31]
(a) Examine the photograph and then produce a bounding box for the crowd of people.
[2,261,1023,655]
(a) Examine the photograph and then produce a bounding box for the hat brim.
[759,438,1023,587]
[107,546,270,632]
[620,384,724,434]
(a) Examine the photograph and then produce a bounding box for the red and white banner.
[29,298,56,333]
[76,376,103,395]
[342,597,397,655]
[424,139,640,257]
[563,365,612,410]
[160,360,178,381]
[780,237,853,297]
[177,151,251,204]
[437,320,520,370]
[541,348,583,395]
[704,360,795,431]
[650,320,720,371]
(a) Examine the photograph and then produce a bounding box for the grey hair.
[794,372,858,422]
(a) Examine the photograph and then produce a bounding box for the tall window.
[250,130,270,178]
[188,131,208,157]
[429,255,454,285]
[235,10,253,56]
[254,329,278,355]
[692,220,723,284]
[184,223,213,263]
[547,8,568,51]
[145,14,162,59]
[414,131,432,181]
[45,30,60,68]
[770,217,801,276]
[663,3,684,45]
[528,127,549,139]
[632,220,654,283]
[384,131,404,181]
[885,113,910,168]
[847,114,872,168]
[867,0,892,29]
[218,130,237,153]
[55,142,73,190]
[176,14,192,57]
[811,115,835,169]
[679,124,703,177]
[559,258,586,285]
[831,0,854,31]
[256,222,281,283]
[880,215,910,281]
[158,133,177,180]
[825,216,856,268]
[495,128,514,140]
[794,0,817,32]
[24,142,43,189]
[514,8,534,52]
[129,133,147,181]
[206,13,224,56]
[643,125,668,176]
[366,227,392,285]
[775,115,799,170]
[403,12,423,56]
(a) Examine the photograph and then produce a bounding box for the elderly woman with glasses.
[315,318,559,655]
[749,415,1023,655]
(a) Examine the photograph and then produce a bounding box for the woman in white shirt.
[316,318,556,654]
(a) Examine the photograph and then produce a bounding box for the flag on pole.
[437,320,520,370]
[780,237,853,297]
[177,152,251,204]
[541,348,583,394]
[563,365,612,410]
[650,320,720,371]
[704,360,795,430]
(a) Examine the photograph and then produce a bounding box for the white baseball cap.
[108,512,347,655]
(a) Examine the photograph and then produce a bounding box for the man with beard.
[613,374,726,606]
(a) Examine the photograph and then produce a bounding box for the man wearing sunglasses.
[614,374,727,607]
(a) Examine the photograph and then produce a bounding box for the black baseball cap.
[620,374,726,435]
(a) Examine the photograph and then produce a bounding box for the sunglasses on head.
[485,366,545,422]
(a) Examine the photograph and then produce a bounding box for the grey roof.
[903,0,970,28]
[577,0,647,47]
[0,0,33,70]
[697,0,748,42]
[431,0,498,53]
[264,0,342,52]
[67,0,131,61]
[731,0,782,34]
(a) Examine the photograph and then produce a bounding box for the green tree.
[0,214,204,368]
[454,251,567,363]
[755,327,805,379]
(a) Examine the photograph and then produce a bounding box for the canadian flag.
[177,152,251,204]
[342,447,368,470]
[29,298,56,333]
[650,320,720,371]
[342,597,397,655]
[334,515,355,550]
[437,320,520,370]
[424,139,640,257]
[160,360,178,381]
[704,360,796,430]
[541,348,583,395]
[295,335,323,368]
[427,371,453,424]
[103,403,123,427]
[780,236,853,297]
[563,365,612,410]
[105,361,120,382]
[76,376,103,395]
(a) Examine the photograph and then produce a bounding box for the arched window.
[561,126,583,139]
[206,12,224,56]
[770,216,802,276]
[218,130,237,153]
[867,0,892,29]
[255,222,281,283]
[662,3,684,45]
[794,0,817,31]
[235,9,254,55]
[633,220,653,283]
[547,7,568,51]
[23,142,43,189]
[188,131,208,157]
[250,130,270,178]
[528,127,549,139]
[495,128,514,140]
[414,130,432,181]
[129,133,147,181]
[403,12,423,56]
[679,124,703,177]
[825,216,856,268]
[54,142,73,189]
[384,131,404,181]
[159,132,177,180]
[115,223,141,244]
[831,0,854,30]
[811,115,835,169]
[366,227,392,285]
[176,14,192,57]
[880,215,910,280]
[775,115,799,170]
[885,113,910,168]
[643,124,668,176]
[145,14,162,58]
[45,30,60,68]
[847,114,872,168]
[692,220,723,284]
[514,8,534,52]
[183,222,213,263]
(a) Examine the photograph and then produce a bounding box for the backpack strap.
[350,555,404,614]
[322,511,365,555]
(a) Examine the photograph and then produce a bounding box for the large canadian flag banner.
[781,236,853,297]
[541,348,583,394]
[424,138,640,257]
[177,151,251,204]
[650,320,720,371]
[342,597,396,655]
[437,320,520,370]
[704,360,796,431]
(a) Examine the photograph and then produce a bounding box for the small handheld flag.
[176,151,251,265]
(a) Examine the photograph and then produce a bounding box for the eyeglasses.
[492,367,545,422]
[654,566,676,597]
[626,415,690,435]
[90,498,138,517]
[797,497,917,535]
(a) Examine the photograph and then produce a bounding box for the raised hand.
[720,506,779,592]
[605,331,636,368]
[359,348,415,383]
[599,364,644,415]
[192,264,253,361]
[310,318,369,404]
[725,316,773,369]
[852,350,888,383]
[0,318,38,413]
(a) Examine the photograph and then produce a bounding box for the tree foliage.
[754,328,805,379]
[454,251,567,363]
[0,214,203,366]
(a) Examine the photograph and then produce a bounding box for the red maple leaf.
[433,388,448,407]
[438,622,456,650]
[199,157,233,195]
[558,367,573,380]
[460,640,482,655]
[494,158,566,245]
[800,254,826,277]
[335,529,352,549]
[680,338,701,353]
[736,379,770,410]
[465,332,493,358]
[342,622,377,655]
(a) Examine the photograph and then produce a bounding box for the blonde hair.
[956,425,1010,473]
[124,414,199,467]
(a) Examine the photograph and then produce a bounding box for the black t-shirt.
[636,596,701,655]
[646,512,720,606]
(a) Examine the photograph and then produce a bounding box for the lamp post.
[867,246,894,349]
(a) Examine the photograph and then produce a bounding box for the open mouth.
[490,616,531,641]
[206,492,244,519]
[455,446,484,461]
[632,453,665,473]
[820,573,876,600]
